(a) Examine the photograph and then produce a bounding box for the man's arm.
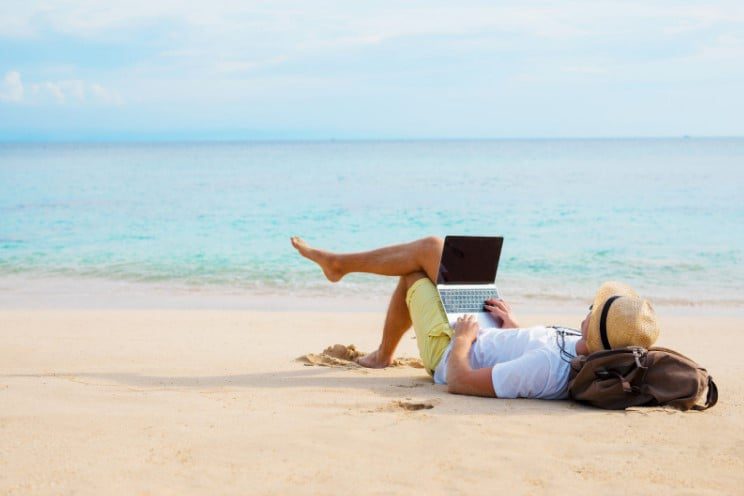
[446,315,496,397]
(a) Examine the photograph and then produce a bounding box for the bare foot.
[290,236,344,282]
[356,349,393,369]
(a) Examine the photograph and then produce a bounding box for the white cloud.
[215,56,288,74]
[561,66,609,75]
[296,34,386,51]
[89,83,124,104]
[0,70,123,105]
[3,1,744,45]
[0,70,24,102]
[31,81,67,104]
[697,34,744,60]
[4,1,744,87]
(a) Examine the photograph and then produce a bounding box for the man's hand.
[454,314,479,343]
[484,299,520,328]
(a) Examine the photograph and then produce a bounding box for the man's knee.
[417,236,444,265]
[421,236,444,255]
[403,271,428,289]
[416,236,443,282]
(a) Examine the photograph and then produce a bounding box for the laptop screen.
[436,236,503,285]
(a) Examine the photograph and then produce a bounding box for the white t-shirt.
[433,326,580,400]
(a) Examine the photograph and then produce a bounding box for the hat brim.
[587,281,638,353]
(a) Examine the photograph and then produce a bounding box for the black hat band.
[599,295,622,350]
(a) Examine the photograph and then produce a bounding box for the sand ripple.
[296,344,424,369]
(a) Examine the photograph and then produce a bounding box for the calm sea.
[1,139,742,307]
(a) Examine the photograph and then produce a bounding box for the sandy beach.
[4,1,744,493]
[1,307,742,495]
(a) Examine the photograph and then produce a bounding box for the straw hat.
[586,281,660,353]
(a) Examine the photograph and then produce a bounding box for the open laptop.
[436,235,504,329]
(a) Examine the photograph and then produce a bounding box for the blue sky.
[1,1,743,141]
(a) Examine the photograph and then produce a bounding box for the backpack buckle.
[632,348,647,369]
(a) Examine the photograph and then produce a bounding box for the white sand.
[1,309,742,495]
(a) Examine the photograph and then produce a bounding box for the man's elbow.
[446,368,496,397]
[446,380,458,394]
[446,371,464,394]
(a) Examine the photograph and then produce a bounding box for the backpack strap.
[692,376,719,411]
[608,370,633,393]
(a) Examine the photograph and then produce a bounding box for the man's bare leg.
[356,273,421,368]
[291,236,442,368]
[290,236,443,283]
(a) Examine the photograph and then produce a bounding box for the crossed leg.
[290,236,444,367]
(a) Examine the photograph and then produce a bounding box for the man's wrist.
[452,335,473,349]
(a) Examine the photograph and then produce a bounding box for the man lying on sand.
[291,236,659,399]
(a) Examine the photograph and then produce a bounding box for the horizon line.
[2,135,744,146]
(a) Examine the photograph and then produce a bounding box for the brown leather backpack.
[568,346,718,411]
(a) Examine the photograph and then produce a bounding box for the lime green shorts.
[406,277,453,375]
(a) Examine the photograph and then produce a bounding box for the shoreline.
[2,274,744,317]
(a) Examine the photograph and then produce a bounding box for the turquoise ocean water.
[1,139,742,306]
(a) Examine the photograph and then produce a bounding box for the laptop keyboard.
[439,288,500,313]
